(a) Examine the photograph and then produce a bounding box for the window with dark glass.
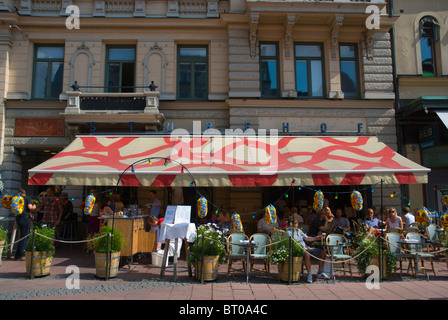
[294,43,324,98]
[419,17,439,77]
[339,44,360,98]
[32,45,64,99]
[260,43,279,98]
[106,46,136,93]
[177,46,208,100]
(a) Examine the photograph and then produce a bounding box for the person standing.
[14,188,36,260]
[402,206,415,229]
[39,186,63,228]
[145,190,161,218]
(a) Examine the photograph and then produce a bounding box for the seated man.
[286,218,330,283]
[364,208,384,235]
[257,214,279,234]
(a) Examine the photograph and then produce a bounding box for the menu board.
[164,205,191,224]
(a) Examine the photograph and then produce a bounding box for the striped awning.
[28,135,430,187]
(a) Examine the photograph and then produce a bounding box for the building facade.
[393,0,448,214]
[0,0,403,224]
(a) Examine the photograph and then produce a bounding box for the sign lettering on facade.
[14,118,65,137]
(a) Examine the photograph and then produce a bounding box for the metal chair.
[388,227,403,234]
[385,232,415,277]
[226,233,248,277]
[425,224,442,257]
[405,232,436,277]
[326,234,352,278]
[249,233,271,275]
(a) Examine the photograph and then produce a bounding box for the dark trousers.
[15,215,31,259]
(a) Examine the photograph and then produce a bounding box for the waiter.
[145,190,161,230]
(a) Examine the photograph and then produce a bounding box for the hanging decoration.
[1,194,13,208]
[197,196,208,218]
[11,195,25,215]
[443,195,448,206]
[84,193,96,215]
[313,190,324,211]
[265,204,277,226]
[231,212,244,234]
[441,214,448,231]
[351,190,363,211]
[0,180,4,194]
[38,191,47,203]
[416,208,432,227]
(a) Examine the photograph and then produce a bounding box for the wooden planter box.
[194,255,220,281]
[95,251,121,278]
[278,257,303,282]
[25,251,52,277]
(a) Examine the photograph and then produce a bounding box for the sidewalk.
[1,244,448,301]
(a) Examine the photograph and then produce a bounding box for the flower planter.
[25,251,52,277]
[278,257,303,282]
[194,255,220,281]
[445,251,448,270]
[95,251,120,278]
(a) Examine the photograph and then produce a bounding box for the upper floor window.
[32,45,64,99]
[106,46,136,93]
[339,44,360,99]
[295,43,325,98]
[177,46,208,100]
[260,43,279,98]
[419,17,440,77]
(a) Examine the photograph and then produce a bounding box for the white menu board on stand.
[164,205,191,224]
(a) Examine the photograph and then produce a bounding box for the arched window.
[419,17,440,76]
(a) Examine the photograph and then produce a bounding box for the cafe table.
[237,239,258,284]
[397,238,430,280]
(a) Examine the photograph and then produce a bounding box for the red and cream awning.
[28,135,430,187]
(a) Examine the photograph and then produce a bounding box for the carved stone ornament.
[285,14,296,58]
[249,13,259,58]
[331,14,344,59]
[365,29,374,61]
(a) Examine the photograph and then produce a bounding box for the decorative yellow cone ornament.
[197,197,208,218]
[441,214,448,231]
[313,190,324,211]
[416,208,432,227]
[265,204,277,226]
[84,194,96,215]
[1,194,13,208]
[443,195,448,206]
[351,191,363,211]
[231,213,244,234]
[11,195,25,215]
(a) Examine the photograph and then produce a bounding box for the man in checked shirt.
[39,186,63,228]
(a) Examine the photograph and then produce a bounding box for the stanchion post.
[379,179,384,282]
[106,233,111,281]
[288,235,292,285]
[200,234,205,285]
[29,226,36,279]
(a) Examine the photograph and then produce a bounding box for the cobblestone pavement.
[1,245,448,303]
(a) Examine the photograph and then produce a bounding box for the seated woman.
[386,207,403,230]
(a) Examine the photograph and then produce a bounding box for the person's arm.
[55,202,63,226]
[318,215,329,232]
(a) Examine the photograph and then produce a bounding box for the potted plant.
[187,223,226,281]
[0,225,7,267]
[267,232,305,282]
[89,226,125,279]
[442,233,448,269]
[353,224,395,277]
[24,225,55,277]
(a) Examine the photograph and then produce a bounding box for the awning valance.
[28,135,430,187]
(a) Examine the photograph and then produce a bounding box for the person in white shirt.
[402,206,415,229]
[257,215,279,234]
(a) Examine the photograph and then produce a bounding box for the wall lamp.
[9,24,28,38]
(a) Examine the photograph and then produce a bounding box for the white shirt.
[404,213,415,228]
[257,218,279,232]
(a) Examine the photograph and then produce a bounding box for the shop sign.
[418,124,439,149]
[14,118,65,137]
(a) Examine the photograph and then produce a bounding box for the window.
[294,43,325,98]
[339,44,360,98]
[260,43,279,98]
[419,17,439,76]
[177,46,208,100]
[106,46,136,92]
[32,45,64,99]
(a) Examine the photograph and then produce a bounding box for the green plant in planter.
[0,224,7,255]
[187,224,226,264]
[25,225,55,257]
[267,232,305,265]
[353,225,395,276]
[89,226,125,253]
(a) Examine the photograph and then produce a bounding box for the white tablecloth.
[159,222,196,243]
